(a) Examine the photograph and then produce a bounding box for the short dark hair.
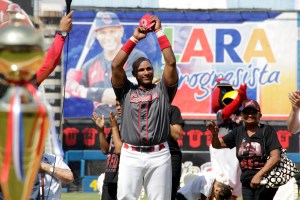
[132,57,151,77]
[217,183,233,200]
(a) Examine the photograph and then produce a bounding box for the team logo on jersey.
[130,92,159,103]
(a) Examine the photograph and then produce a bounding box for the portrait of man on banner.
[64,11,161,118]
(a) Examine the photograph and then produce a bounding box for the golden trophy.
[0,22,50,200]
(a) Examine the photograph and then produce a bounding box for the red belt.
[123,143,165,152]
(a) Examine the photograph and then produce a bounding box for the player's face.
[116,100,121,117]
[136,60,154,87]
[95,26,124,51]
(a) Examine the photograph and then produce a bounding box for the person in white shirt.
[176,172,233,200]
[288,91,300,133]
[39,153,74,200]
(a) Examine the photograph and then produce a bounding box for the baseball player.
[111,15,178,200]
[66,11,147,117]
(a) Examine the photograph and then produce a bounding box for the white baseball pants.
[117,142,172,200]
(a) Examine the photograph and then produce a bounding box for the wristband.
[121,38,137,54]
[155,29,164,38]
[157,35,171,51]
[130,36,139,44]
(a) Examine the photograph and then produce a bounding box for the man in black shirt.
[168,105,184,200]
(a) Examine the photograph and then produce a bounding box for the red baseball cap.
[139,13,155,32]
[241,99,261,112]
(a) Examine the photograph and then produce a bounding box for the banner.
[64,11,298,120]
[71,0,299,11]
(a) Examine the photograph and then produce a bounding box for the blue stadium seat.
[64,150,107,177]
[65,150,83,163]
[81,150,107,177]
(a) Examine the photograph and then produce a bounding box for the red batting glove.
[222,84,248,122]
[65,69,87,98]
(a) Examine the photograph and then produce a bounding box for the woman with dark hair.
[207,99,281,200]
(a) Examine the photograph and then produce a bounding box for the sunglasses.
[242,110,259,115]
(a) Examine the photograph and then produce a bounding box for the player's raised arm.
[151,16,178,86]
[36,11,73,86]
[111,27,147,88]
[288,91,300,133]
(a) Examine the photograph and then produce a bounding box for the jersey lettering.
[130,92,159,103]
[106,154,119,173]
